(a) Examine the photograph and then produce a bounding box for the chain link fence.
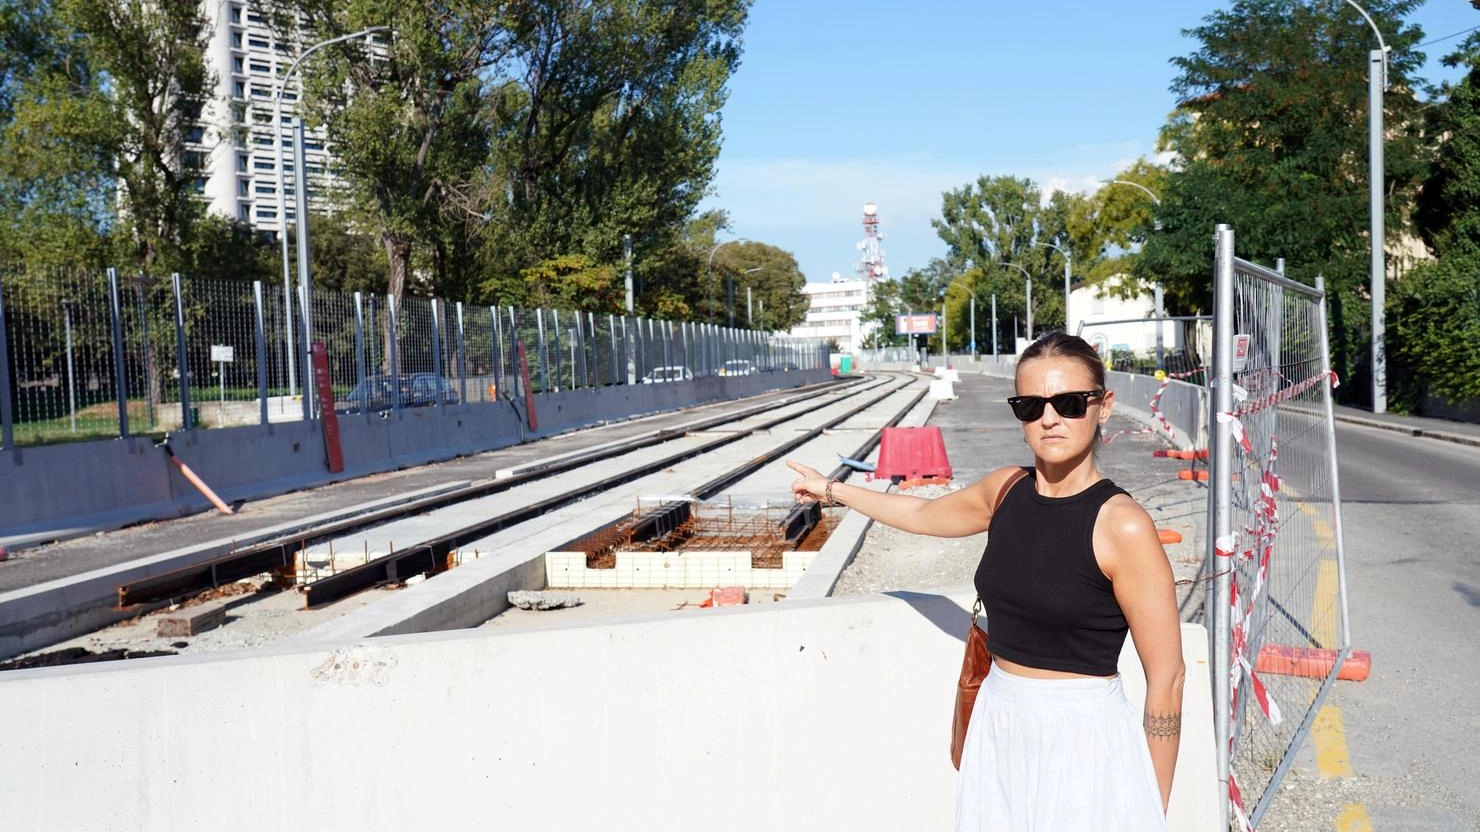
[0,268,830,449]
[1210,225,1349,831]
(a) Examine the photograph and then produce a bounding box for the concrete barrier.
[0,589,1219,832]
[1106,370,1208,451]
[0,370,833,548]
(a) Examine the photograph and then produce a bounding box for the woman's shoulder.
[1096,491,1158,542]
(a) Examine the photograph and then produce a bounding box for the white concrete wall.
[0,590,1219,832]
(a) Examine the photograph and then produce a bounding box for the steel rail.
[115,376,862,608]
[300,375,914,607]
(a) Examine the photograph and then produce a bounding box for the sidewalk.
[1326,403,1480,448]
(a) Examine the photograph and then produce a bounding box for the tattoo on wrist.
[1143,711,1181,740]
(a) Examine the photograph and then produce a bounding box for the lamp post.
[706,238,746,325]
[1340,0,1390,413]
[742,266,764,325]
[274,25,389,402]
[999,262,1034,341]
[1035,241,1072,334]
[1100,179,1162,206]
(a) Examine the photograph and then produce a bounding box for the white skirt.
[955,664,1167,832]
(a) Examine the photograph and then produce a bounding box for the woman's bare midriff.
[993,656,1118,680]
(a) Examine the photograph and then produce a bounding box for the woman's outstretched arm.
[1100,495,1186,813]
[786,460,1023,538]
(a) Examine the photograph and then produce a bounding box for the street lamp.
[274,24,390,407]
[741,266,764,326]
[1034,241,1072,334]
[999,262,1034,340]
[1100,179,1162,206]
[1340,0,1390,413]
[706,238,746,325]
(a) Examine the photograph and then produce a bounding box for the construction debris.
[507,590,584,611]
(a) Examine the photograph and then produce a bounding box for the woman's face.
[1013,356,1112,464]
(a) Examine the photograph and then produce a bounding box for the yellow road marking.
[1312,705,1354,777]
[1312,559,1339,648]
[1335,803,1372,831]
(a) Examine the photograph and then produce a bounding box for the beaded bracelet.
[825,478,838,506]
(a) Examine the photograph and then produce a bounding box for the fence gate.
[1210,225,1350,829]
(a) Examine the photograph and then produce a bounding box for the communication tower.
[854,202,888,282]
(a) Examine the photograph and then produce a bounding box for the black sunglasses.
[1006,390,1105,422]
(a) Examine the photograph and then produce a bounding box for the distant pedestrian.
[788,331,1183,830]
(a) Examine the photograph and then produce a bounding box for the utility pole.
[624,234,634,314]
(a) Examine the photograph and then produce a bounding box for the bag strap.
[991,467,1029,517]
[973,468,1030,622]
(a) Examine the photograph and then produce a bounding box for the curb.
[1327,411,1480,449]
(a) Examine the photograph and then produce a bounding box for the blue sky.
[702,1,1480,284]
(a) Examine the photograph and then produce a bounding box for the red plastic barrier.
[1256,645,1371,682]
[700,586,748,607]
[874,425,953,483]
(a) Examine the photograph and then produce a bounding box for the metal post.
[489,306,503,400]
[1211,224,1236,828]
[430,298,444,408]
[727,272,735,328]
[107,268,129,437]
[293,122,315,420]
[254,281,269,425]
[1063,255,1072,335]
[1369,48,1387,413]
[353,292,367,414]
[1025,278,1033,340]
[608,314,619,384]
[63,304,76,433]
[386,294,401,412]
[624,234,634,313]
[969,296,976,357]
[587,312,596,387]
[747,287,753,326]
[552,309,562,393]
[0,273,13,449]
[1315,273,1353,651]
[455,301,467,405]
[171,273,192,430]
[536,309,549,393]
[991,293,998,357]
[1154,283,1166,370]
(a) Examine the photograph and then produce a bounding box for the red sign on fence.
[311,342,344,473]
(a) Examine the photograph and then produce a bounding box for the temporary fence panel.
[1210,225,1349,830]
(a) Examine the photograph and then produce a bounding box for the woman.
[788,332,1183,830]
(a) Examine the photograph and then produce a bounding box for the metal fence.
[1076,315,1213,381]
[1210,225,1349,830]
[0,267,830,449]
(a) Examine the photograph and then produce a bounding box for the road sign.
[210,345,235,362]
[895,313,938,335]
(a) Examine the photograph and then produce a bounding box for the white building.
[785,273,877,354]
[191,1,364,234]
[1069,274,1201,361]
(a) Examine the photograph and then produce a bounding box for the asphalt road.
[1264,421,1480,831]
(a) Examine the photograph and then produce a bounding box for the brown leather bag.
[951,467,1028,770]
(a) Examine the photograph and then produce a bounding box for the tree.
[57,0,214,271]
[266,0,511,304]
[476,0,747,308]
[1416,32,1480,256]
[1140,0,1428,393]
[707,240,807,331]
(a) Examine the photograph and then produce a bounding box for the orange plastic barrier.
[700,586,748,608]
[1157,528,1183,544]
[1177,469,1210,482]
[1255,645,1371,682]
[874,426,953,483]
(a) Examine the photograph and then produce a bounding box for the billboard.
[895,313,938,335]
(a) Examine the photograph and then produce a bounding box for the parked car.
[335,373,460,413]
[719,359,757,377]
[642,365,693,383]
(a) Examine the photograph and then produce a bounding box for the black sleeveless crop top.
[973,468,1130,677]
